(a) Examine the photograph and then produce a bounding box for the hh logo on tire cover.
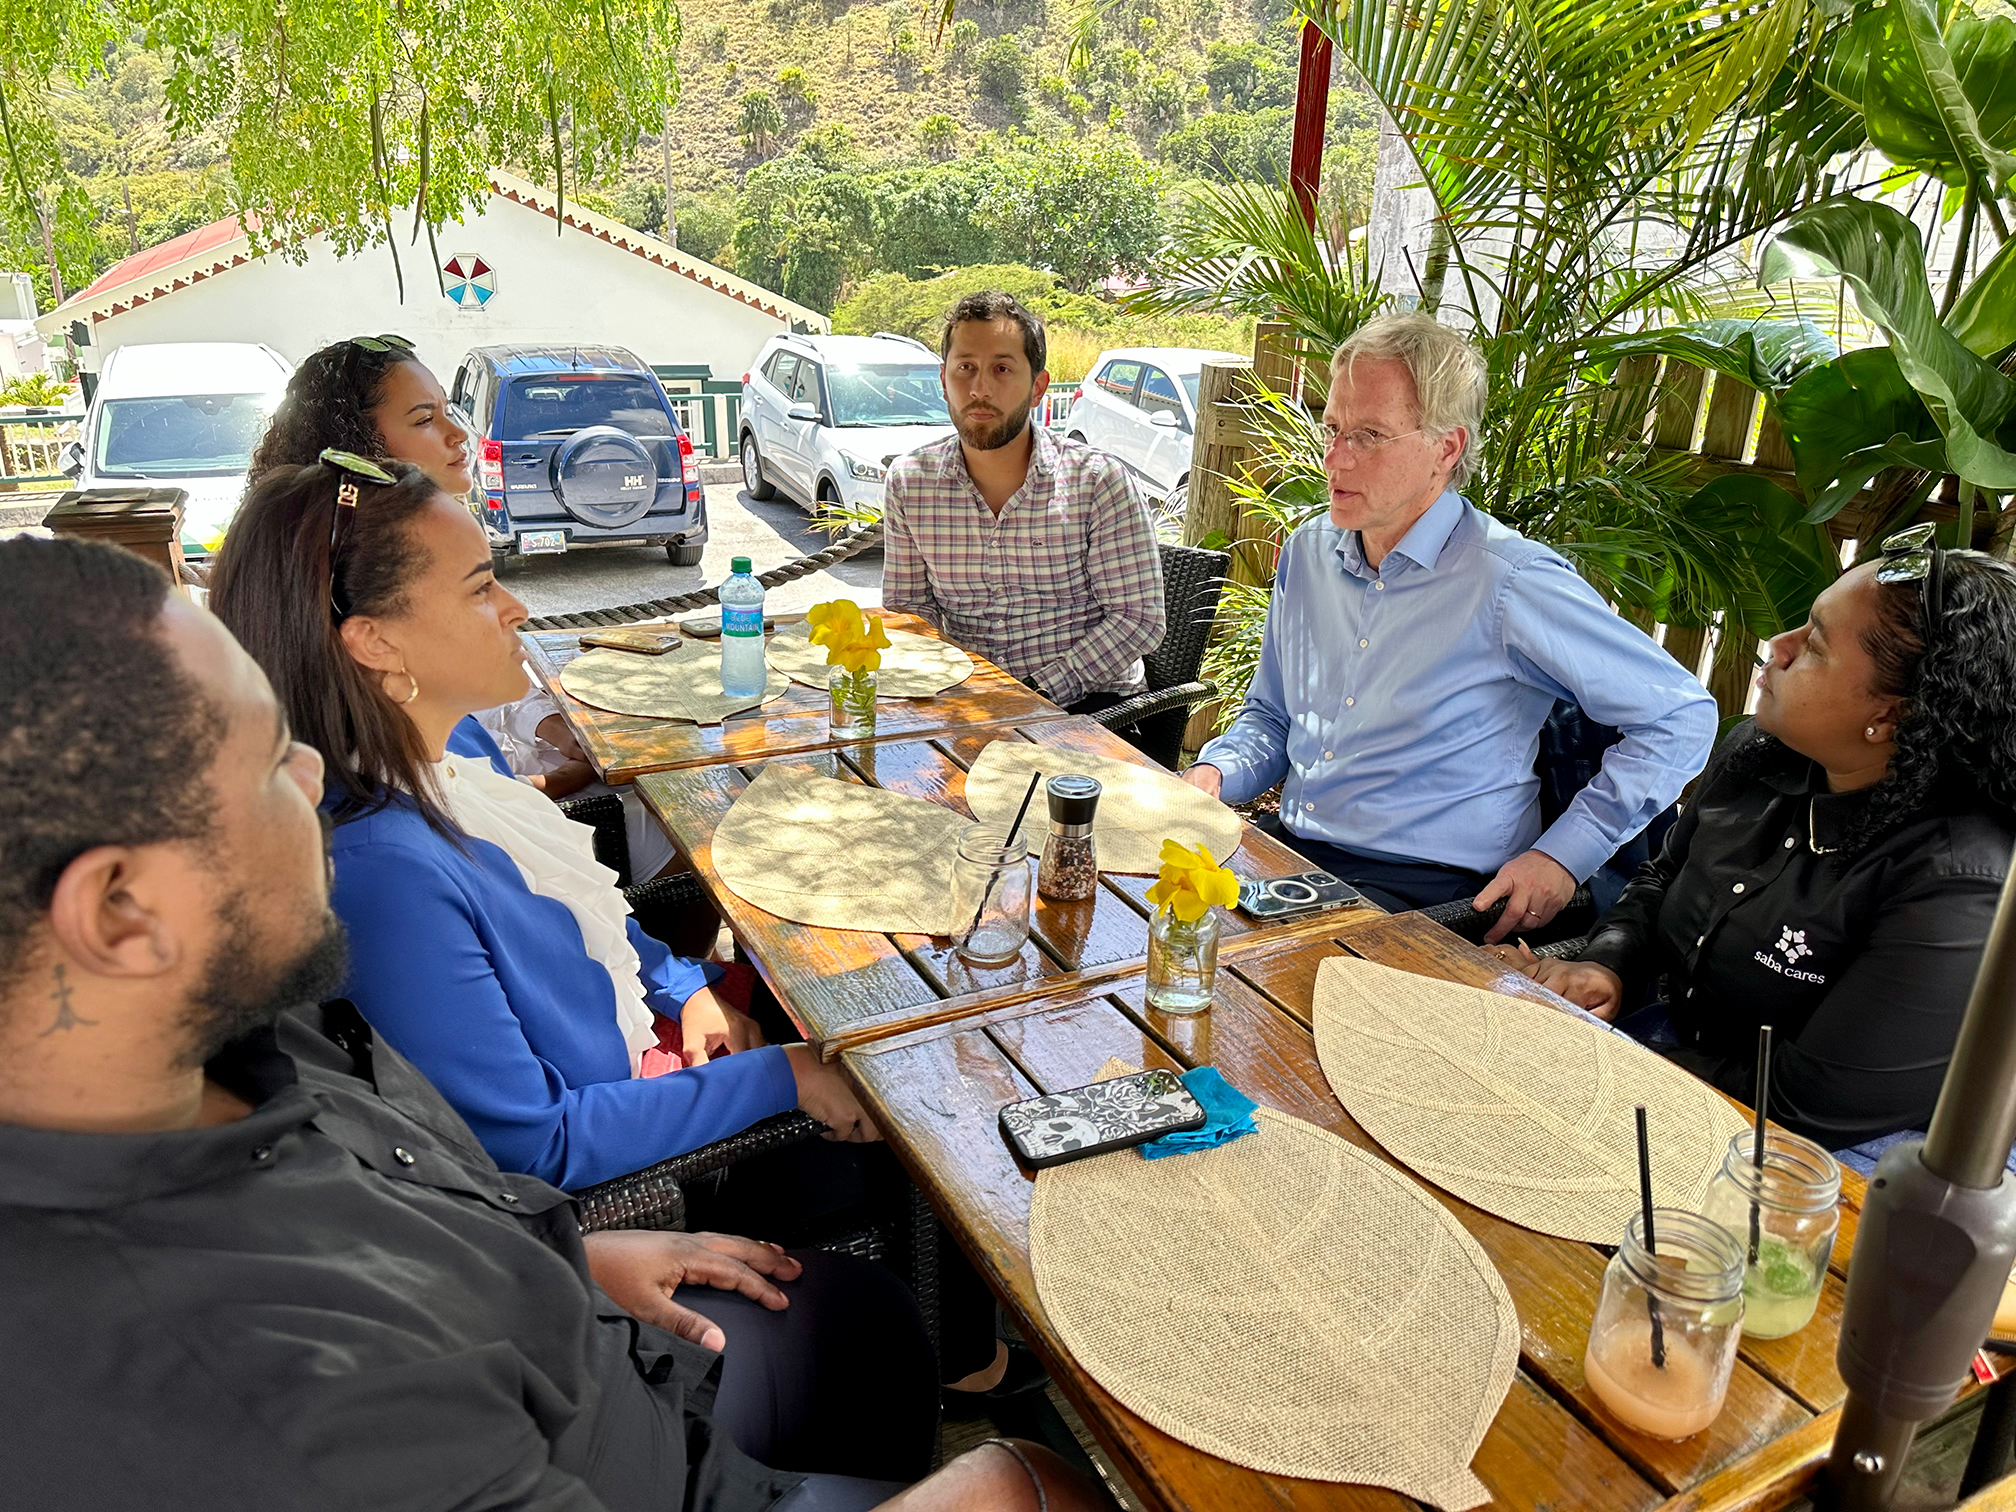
[623,475,647,489]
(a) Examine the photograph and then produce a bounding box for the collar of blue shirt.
[1334,488,1466,580]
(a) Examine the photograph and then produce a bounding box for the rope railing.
[522,524,884,631]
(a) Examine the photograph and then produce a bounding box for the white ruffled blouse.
[432,755,661,1075]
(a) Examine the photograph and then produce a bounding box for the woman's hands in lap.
[1485,942,1625,1021]
[678,986,767,1065]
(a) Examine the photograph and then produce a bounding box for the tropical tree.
[917,113,962,160]
[985,134,1161,291]
[737,90,786,157]
[4,0,682,307]
[1740,0,2016,555]
[1142,0,1875,715]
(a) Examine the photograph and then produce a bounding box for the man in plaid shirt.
[882,291,1166,713]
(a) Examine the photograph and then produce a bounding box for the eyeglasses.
[1321,425,1425,457]
[1875,522,1945,652]
[322,446,396,620]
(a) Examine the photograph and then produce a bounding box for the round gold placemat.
[1031,1107,1517,1509]
[1313,956,1748,1242]
[559,646,789,725]
[765,621,974,698]
[965,738,1239,875]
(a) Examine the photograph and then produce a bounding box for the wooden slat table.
[521,612,1072,784]
[633,716,1383,1056]
[842,917,1876,1512]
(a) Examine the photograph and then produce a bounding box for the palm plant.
[1147,0,1874,717]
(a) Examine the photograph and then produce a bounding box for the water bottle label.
[722,604,763,637]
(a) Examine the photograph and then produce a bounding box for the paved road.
[494,480,883,619]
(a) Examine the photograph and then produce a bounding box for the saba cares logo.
[1754,924,1825,985]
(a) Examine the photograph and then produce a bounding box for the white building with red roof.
[35,170,826,453]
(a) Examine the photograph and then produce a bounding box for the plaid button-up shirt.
[881,426,1165,707]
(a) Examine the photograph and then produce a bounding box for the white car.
[62,341,293,560]
[739,333,957,515]
[1065,346,1241,520]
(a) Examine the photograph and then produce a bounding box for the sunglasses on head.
[322,447,397,621]
[340,332,416,385]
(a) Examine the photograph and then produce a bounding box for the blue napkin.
[1141,1066,1259,1159]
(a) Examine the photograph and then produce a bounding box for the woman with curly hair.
[249,333,473,495]
[1502,529,2016,1148]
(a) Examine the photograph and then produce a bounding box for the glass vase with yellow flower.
[806,598,891,739]
[1144,840,1238,1014]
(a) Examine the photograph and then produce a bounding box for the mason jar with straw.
[1583,1106,1747,1441]
[1695,1024,1841,1339]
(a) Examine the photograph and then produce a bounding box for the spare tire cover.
[552,426,659,529]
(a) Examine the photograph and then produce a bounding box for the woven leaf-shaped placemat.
[1032,1106,1517,1508]
[559,646,789,725]
[1313,956,1747,1242]
[965,738,1239,875]
[711,764,967,935]
[765,621,974,698]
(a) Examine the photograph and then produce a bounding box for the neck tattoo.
[38,963,98,1037]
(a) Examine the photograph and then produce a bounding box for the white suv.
[739,333,957,516]
[1065,346,1240,520]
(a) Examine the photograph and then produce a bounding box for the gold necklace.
[1807,798,1838,856]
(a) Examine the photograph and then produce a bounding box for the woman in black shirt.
[1507,535,2016,1148]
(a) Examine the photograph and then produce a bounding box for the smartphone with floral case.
[998,1069,1207,1168]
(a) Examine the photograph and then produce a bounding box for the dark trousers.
[680,1136,1001,1386]
[1253,812,1491,914]
[675,1248,937,1483]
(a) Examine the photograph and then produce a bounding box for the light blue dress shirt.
[1197,490,1716,882]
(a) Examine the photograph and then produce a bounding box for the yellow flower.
[805,598,891,675]
[1144,838,1238,923]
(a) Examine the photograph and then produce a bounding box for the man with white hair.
[1183,312,1715,941]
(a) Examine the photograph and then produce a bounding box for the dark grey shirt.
[0,1001,801,1511]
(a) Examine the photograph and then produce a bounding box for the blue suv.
[450,344,706,565]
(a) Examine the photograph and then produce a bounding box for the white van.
[63,342,294,560]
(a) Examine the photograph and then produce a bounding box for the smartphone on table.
[998,1069,1207,1169]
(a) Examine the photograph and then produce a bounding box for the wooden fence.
[1179,322,1928,748]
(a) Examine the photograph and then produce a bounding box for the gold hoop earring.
[384,668,421,705]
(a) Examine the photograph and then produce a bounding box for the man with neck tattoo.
[880,291,1166,716]
[0,535,1098,1511]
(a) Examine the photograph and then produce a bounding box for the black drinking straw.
[1636,1103,1667,1369]
[959,770,1042,947]
[1748,1024,1774,1265]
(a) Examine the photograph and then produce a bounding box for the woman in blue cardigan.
[209,455,877,1193]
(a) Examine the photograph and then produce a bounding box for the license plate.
[518,530,567,555]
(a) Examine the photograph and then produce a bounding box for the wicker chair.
[1419,894,1589,960]
[1088,541,1231,768]
[554,792,941,1349]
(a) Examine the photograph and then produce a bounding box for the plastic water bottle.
[719,556,767,696]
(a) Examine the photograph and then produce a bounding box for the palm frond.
[1132,180,1388,352]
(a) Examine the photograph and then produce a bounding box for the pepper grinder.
[1037,775,1102,901]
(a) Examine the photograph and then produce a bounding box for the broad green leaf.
[1594,318,1838,395]
[1674,474,1840,634]
[1775,346,1938,495]
[1760,199,2016,489]
[1948,234,2016,356]
[1802,434,1952,522]
[1854,0,2016,188]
